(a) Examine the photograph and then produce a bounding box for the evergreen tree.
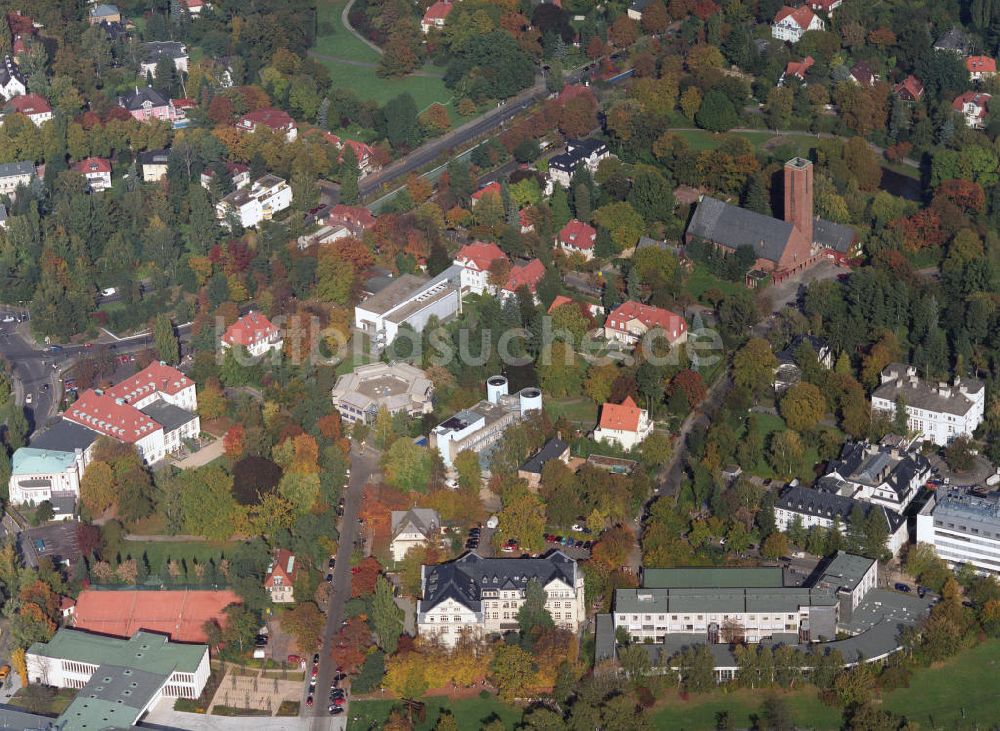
[153,314,179,364]
[550,184,571,229]
[742,173,770,215]
[339,147,360,205]
[572,181,591,222]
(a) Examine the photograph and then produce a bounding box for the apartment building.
[216,174,292,228]
[917,487,1000,575]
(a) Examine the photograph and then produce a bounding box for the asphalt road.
[307,443,378,728]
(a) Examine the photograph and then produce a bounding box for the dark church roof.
[813,218,856,253]
[687,196,795,264]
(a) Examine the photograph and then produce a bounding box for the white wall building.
[871,364,985,446]
[917,487,1000,575]
[216,174,292,229]
[772,5,824,43]
[453,241,508,296]
[391,508,441,562]
[418,551,586,648]
[593,396,654,451]
[331,361,434,425]
[221,311,283,358]
[0,159,35,195]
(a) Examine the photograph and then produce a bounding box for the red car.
[287,654,302,664]
[350,566,362,575]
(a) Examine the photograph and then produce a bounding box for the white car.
[25,393,32,405]
[1,315,15,323]
[571,523,585,532]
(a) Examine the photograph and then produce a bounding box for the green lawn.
[347,697,521,730]
[119,539,237,571]
[685,263,745,302]
[742,412,823,483]
[313,0,455,111]
[545,396,599,427]
[672,129,774,152]
[651,686,839,730]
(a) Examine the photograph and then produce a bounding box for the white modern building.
[27,629,210,723]
[593,396,654,451]
[391,508,441,562]
[331,361,434,425]
[418,551,586,648]
[8,448,90,513]
[917,487,1000,575]
[430,376,542,469]
[216,174,292,229]
[354,266,462,353]
[871,364,985,446]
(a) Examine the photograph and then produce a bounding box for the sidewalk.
[169,437,225,469]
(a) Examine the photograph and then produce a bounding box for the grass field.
[672,129,774,152]
[314,0,455,111]
[685,263,746,302]
[651,686,839,730]
[545,396,599,427]
[120,539,237,570]
[347,697,521,730]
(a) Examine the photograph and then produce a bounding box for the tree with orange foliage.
[330,238,375,274]
[236,85,271,111]
[331,617,372,672]
[360,482,412,550]
[559,95,598,138]
[586,36,607,61]
[590,524,635,574]
[351,556,384,598]
[223,424,245,459]
[934,179,986,214]
[608,15,638,47]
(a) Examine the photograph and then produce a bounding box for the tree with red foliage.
[208,95,235,125]
[884,141,912,163]
[933,179,986,214]
[236,86,271,111]
[330,238,375,274]
[331,617,372,672]
[559,95,599,138]
[223,424,245,459]
[608,15,638,47]
[669,370,707,408]
[76,523,103,558]
[890,209,946,251]
[691,0,720,19]
[360,483,411,548]
[351,556,384,598]
[586,36,607,61]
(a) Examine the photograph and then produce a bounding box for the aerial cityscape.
[0,0,997,729]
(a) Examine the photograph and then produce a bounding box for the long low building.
[26,629,210,730]
[613,552,877,646]
[331,361,434,424]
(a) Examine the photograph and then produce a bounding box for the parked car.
[917,586,927,598]
[287,655,302,664]
[571,523,585,532]
[328,557,336,569]
[326,573,334,583]
[894,582,911,593]
[306,695,314,707]
[329,705,344,715]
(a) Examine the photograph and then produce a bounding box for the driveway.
[142,697,339,731]
[169,438,225,469]
[927,452,996,487]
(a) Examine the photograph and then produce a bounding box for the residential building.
[470,181,501,207]
[934,26,974,55]
[216,174,292,228]
[331,361,434,424]
[431,376,542,469]
[99,19,128,42]
[421,1,453,32]
[686,158,858,285]
[87,4,121,24]
[328,204,376,236]
[139,148,170,182]
[556,219,597,260]
[296,222,349,249]
[593,396,653,451]
[0,56,26,100]
[818,439,931,513]
[391,508,441,561]
[917,486,1000,575]
[547,138,611,189]
[807,0,842,14]
[200,162,250,191]
[549,294,602,320]
[775,484,909,554]
[73,157,112,192]
[354,266,462,351]
[967,55,997,82]
[119,86,185,123]
[236,107,298,142]
[627,0,653,21]
[500,258,545,303]
[771,6,824,43]
[264,549,298,603]
[781,56,814,84]
[0,159,34,194]
[849,60,877,86]
[518,437,570,488]
[773,334,832,393]
[603,301,687,350]
[221,311,283,358]
[871,363,985,445]
[63,362,200,464]
[613,552,876,645]
[181,0,205,16]
[27,629,210,707]
[894,75,924,102]
[454,241,508,295]
[9,420,97,510]
[322,132,379,176]
[418,551,585,647]
[4,93,51,126]
[71,589,241,642]
[140,41,189,78]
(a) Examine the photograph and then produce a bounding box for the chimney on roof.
[784,157,813,245]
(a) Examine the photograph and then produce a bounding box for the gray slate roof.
[520,437,569,475]
[29,419,97,454]
[139,400,198,433]
[0,56,26,89]
[120,86,169,111]
[391,508,440,540]
[0,160,34,179]
[139,148,170,166]
[813,217,856,253]
[824,440,929,501]
[873,363,984,417]
[777,484,905,533]
[687,196,794,264]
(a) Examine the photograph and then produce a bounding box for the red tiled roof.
[606,301,687,341]
[182,0,205,8]
[809,0,839,10]
[105,362,193,401]
[967,56,997,74]
[73,589,241,643]
[599,396,642,432]
[557,84,594,105]
[774,5,816,28]
[6,93,51,115]
[471,181,501,200]
[784,56,814,80]
[953,91,991,117]
[238,108,296,131]
[548,295,574,314]
[329,204,376,230]
[423,1,453,22]
[504,258,545,293]
[558,219,597,249]
[73,157,111,174]
[222,311,280,348]
[456,241,507,271]
[64,389,161,443]
[264,549,298,587]
[60,596,76,611]
[172,97,196,109]
[894,75,924,100]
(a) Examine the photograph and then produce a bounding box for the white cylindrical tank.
[487,376,509,404]
[519,387,542,415]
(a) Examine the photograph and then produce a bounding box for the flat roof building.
[331,361,434,424]
[917,487,1000,576]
